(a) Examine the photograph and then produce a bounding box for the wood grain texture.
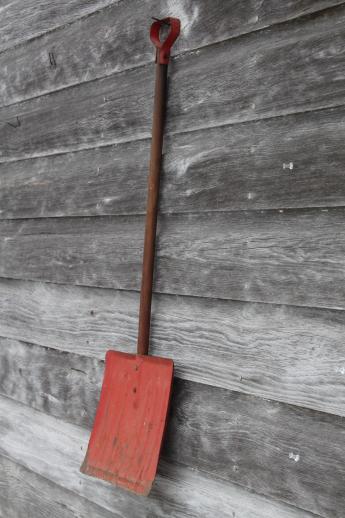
[0,208,345,309]
[2,5,345,161]
[0,455,116,518]
[1,0,344,107]
[0,396,315,518]
[0,337,103,428]
[1,106,345,219]
[1,373,345,516]
[0,0,119,53]
[1,279,345,417]
[165,380,345,518]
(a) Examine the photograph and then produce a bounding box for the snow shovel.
[80,17,181,496]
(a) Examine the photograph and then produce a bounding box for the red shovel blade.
[80,350,173,495]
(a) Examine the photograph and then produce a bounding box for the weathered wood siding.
[1,1,345,517]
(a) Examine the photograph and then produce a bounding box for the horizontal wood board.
[0,0,120,54]
[0,455,116,518]
[1,106,345,218]
[0,280,345,416]
[0,209,344,309]
[165,379,345,517]
[0,363,344,516]
[0,337,103,428]
[2,5,345,161]
[0,395,317,518]
[1,0,345,106]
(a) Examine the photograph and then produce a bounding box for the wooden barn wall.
[1,1,345,517]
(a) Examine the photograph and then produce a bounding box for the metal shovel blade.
[80,350,173,495]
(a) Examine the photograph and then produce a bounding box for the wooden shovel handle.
[137,18,180,356]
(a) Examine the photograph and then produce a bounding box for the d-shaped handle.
[150,17,181,64]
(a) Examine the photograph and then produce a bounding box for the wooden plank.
[1,279,345,417]
[0,396,314,518]
[2,5,345,161]
[0,0,119,53]
[0,455,116,518]
[1,377,344,517]
[166,380,345,517]
[2,322,345,428]
[0,208,345,309]
[0,139,150,219]
[1,0,344,107]
[1,106,345,219]
[0,337,103,428]
[1,337,345,518]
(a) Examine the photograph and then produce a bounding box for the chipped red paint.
[81,351,173,495]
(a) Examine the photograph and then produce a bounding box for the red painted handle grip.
[150,17,181,64]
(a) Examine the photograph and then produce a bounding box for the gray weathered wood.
[2,2,345,518]
[1,280,345,417]
[0,338,103,428]
[2,5,345,161]
[166,380,345,517]
[0,0,119,53]
[0,396,315,518]
[2,106,345,218]
[0,139,150,219]
[1,332,344,434]
[0,455,116,518]
[0,209,345,309]
[1,373,344,516]
[1,0,344,106]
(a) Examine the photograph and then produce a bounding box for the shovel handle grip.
[137,18,180,356]
[150,17,180,64]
